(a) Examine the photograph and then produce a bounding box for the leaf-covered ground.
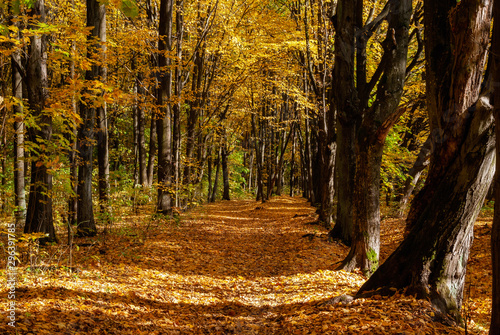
[0,196,492,334]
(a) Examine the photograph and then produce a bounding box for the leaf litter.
[0,196,492,334]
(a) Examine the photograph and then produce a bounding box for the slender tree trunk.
[222,141,230,200]
[147,114,156,187]
[96,3,109,217]
[207,146,212,201]
[157,0,174,215]
[398,136,431,218]
[24,0,56,242]
[12,23,26,222]
[210,147,221,203]
[67,34,78,227]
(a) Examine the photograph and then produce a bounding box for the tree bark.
[360,0,494,322]
[490,1,500,332]
[222,141,230,200]
[24,0,57,242]
[76,0,106,236]
[328,0,361,246]
[11,16,26,223]
[96,4,109,217]
[157,0,174,215]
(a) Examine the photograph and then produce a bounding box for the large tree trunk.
[24,0,56,242]
[157,0,174,215]
[334,0,411,275]
[328,0,361,246]
[359,0,493,322]
[146,113,156,187]
[489,1,500,332]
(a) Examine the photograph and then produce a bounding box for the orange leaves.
[0,196,492,334]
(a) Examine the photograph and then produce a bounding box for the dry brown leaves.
[0,196,492,334]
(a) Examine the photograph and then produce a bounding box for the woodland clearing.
[0,196,493,334]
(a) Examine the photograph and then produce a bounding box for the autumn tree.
[76,0,107,236]
[9,3,26,223]
[23,0,57,242]
[331,0,412,275]
[359,0,494,322]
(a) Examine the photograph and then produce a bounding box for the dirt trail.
[0,196,488,334]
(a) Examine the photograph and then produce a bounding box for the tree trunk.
[76,0,107,236]
[210,147,221,203]
[329,119,355,245]
[328,0,360,244]
[222,142,230,200]
[398,136,431,218]
[157,0,174,215]
[12,21,26,222]
[360,0,494,322]
[24,0,56,242]
[147,113,156,187]
[96,7,109,217]
[489,1,500,332]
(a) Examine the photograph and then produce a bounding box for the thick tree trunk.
[398,136,431,218]
[490,1,500,332]
[335,0,411,275]
[338,139,383,275]
[329,121,355,245]
[157,0,174,215]
[24,0,57,242]
[360,0,493,322]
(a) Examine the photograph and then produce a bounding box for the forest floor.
[0,195,493,334]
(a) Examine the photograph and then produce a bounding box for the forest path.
[1,196,488,334]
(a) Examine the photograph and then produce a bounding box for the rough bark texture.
[24,0,56,242]
[328,0,361,245]
[360,0,494,322]
[490,1,500,332]
[156,0,174,215]
[334,0,412,275]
